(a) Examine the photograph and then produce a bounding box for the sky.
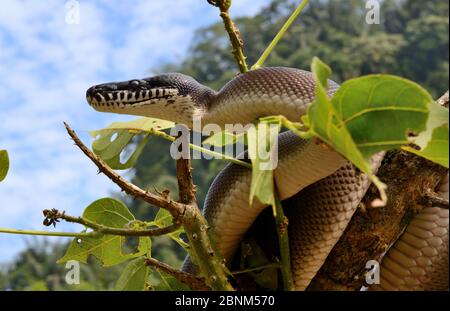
[0,0,272,263]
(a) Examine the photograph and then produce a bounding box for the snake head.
[86,73,214,126]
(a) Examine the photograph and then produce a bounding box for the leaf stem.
[232,262,281,275]
[64,122,186,218]
[149,129,252,169]
[252,0,310,70]
[0,227,95,238]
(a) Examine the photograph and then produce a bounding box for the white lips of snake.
[86,67,448,290]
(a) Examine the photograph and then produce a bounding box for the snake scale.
[86,67,448,290]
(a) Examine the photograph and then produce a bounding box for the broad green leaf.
[247,118,281,208]
[93,131,135,160]
[151,209,188,250]
[89,117,174,170]
[332,74,432,156]
[82,197,135,224]
[402,101,449,167]
[412,100,449,148]
[304,58,387,204]
[404,124,449,168]
[302,57,448,205]
[0,150,9,182]
[116,257,150,291]
[151,270,191,291]
[58,198,150,266]
[153,208,174,227]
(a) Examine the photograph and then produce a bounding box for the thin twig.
[232,262,281,275]
[145,257,210,291]
[149,129,252,169]
[437,90,449,108]
[0,227,97,238]
[422,193,449,210]
[47,209,181,236]
[252,0,310,70]
[64,122,185,218]
[208,0,248,73]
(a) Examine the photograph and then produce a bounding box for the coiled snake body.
[87,67,448,290]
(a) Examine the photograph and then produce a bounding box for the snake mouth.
[85,72,210,116]
[86,86,178,109]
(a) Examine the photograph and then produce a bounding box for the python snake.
[86,67,448,290]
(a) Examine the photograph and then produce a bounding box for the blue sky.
[0,0,272,263]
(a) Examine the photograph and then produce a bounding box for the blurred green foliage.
[1,0,447,290]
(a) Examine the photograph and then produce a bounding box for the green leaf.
[151,270,190,291]
[0,150,9,182]
[58,198,151,266]
[413,100,449,147]
[304,57,387,204]
[402,101,449,167]
[90,117,175,135]
[82,197,135,225]
[151,209,189,250]
[153,208,174,227]
[332,74,432,156]
[116,257,150,291]
[89,117,174,170]
[91,130,149,170]
[404,124,449,168]
[302,57,448,205]
[247,118,281,207]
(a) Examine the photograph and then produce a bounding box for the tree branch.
[65,121,233,290]
[176,158,196,204]
[64,122,185,219]
[145,257,210,291]
[422,193,449,210]
[171,126,234,290]
[43,208,181,237]
[208,0,248,73]
[175,127,197,205]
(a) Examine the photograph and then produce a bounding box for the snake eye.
[129,80,140,87]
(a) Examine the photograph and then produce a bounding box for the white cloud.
[0,0,271,264]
